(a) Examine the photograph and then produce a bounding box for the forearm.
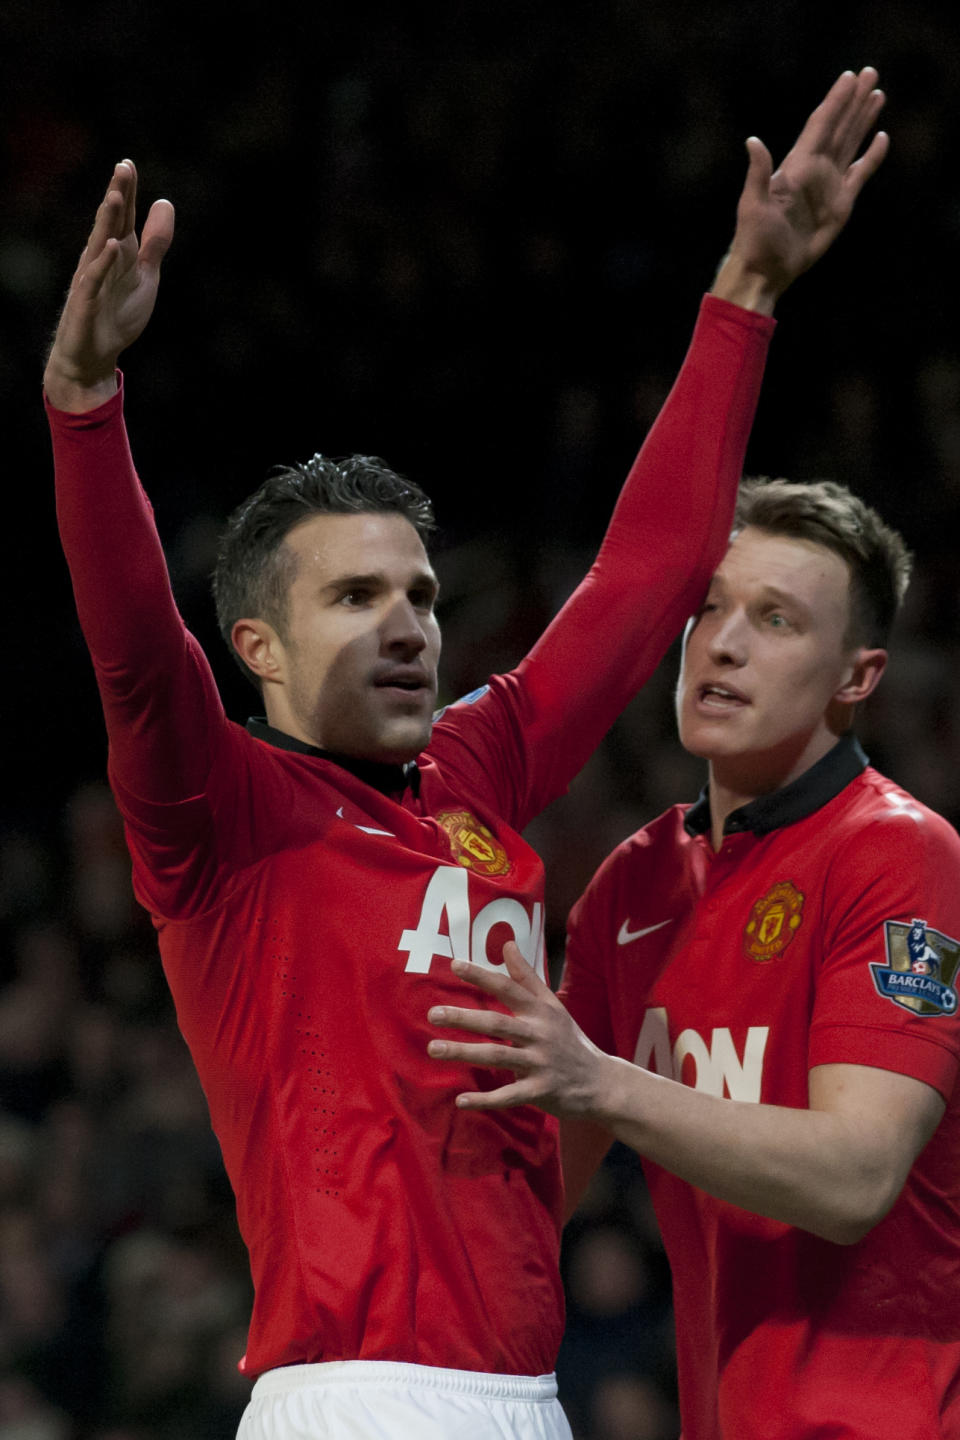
[49,383,216,799]
[431,949,936,1242]
[589,1054,899,1244]
[577,296,773,635]
[518,297,773,789]
[50,383,175,655]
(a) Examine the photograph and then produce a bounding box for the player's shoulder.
[430,683,492,728]
[847,767,959,842]
[829,766,960,870]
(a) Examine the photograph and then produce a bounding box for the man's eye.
[340,590,370,606]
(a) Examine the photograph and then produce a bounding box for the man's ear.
[232,618,286,685]
[834,646,887,705]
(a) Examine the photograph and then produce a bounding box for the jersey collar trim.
[245,717,420,797]
[683,732,869,839]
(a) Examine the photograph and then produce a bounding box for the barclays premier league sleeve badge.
[870,918,960,1017]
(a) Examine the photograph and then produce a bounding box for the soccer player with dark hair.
[429,475,960,1438]
[46,71,887,1440]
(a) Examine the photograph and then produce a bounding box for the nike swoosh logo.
[336,806,395,837]
[617,918,673,946]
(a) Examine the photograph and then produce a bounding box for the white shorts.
[237,1360,573,1440]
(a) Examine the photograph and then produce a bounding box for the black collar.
[684,732,869,839]
[246,718,420,798]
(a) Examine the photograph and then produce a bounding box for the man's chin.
[363,719,434,766]
[678,715,748,763]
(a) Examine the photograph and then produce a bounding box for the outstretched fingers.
[117,158,138,236]
[429,1037,522,1069]
[45,156,174,406]
[428,1002,524,1041]
[75,235,125,299]
[831,72,885,169]
[796,68,884,169]
[496,940,550,994]
[93,161,142,247]
[74,183,173,305]
[793,69,858,155]
[447,946,545,1006]
[426,946,564,1112]
[821,68,885,170]
[843,128,890,199]
[82,183,125,269]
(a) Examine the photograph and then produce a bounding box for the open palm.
[728,68,888,298]
[45,160,174,405]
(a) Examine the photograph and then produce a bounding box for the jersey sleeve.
[48,380,226,822]
[810,806,960,1102]
[429,295,774,830]
[556,848,622,1055]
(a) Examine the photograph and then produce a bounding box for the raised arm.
[46,163,223,814]
[445,70,887,827]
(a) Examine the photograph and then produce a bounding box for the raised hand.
[44,160,175,412]
[714,67,888,313]
[426,943,613,1116]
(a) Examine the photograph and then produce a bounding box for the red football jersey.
[562,735,960,1439]
[49,296,773,1379]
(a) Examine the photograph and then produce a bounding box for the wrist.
[43,355,118,414]
[710,250,783,316]
[585,1052,645,1130]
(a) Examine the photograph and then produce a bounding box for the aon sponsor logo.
[634,1006,768,1103]
[399,865,544,977]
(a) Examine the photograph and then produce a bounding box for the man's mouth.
[697,682,748,709]
[373,668,432,696]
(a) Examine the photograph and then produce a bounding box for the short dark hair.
[213,453,436,685]
[733,478,912,649]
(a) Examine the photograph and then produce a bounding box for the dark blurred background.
[2,2,959,1436]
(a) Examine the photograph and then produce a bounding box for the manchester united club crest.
[870,918,960,1017]
[743,881,805,962]
[435,810,510,876]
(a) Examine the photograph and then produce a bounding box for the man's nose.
[707,611,748,665]
[381,596,428,654]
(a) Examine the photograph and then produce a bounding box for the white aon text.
[398,865,545,977]
[634,1006,769,1102]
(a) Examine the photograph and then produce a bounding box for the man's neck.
[246,717,419,798]
[706,728,848,850]
[708,780,756,851]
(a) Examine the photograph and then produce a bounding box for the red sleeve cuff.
[698,291,777,337]
[43,371,125,427]
[809,1022,960,1103]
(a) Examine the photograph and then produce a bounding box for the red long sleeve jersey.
[48,296,772,1380]
[562,736,960,1440]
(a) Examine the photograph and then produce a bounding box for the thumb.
[139,199,175,271]
[741,135,773,202]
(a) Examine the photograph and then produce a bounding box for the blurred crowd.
[4,1,960,1436]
